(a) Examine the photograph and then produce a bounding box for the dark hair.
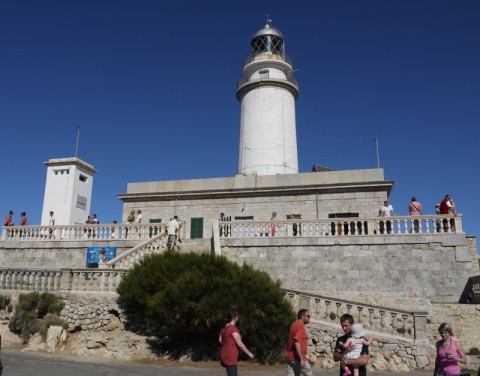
[9,210,13,215]
[340,314,354,324]
[225,311,238,323]
[21,212,26,216]
[297,309,309,319]
[100,248,106,254]
[438,322,453,336]
[411,197,417,202]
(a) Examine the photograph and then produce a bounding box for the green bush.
[117,251,295,363]
[40,313,68,341]
[9,292,65,343]
[0,294,11,310]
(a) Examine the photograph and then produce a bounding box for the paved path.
[0,349,437,376]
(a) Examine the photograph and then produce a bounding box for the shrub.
[117,251,295,363]
[0,294,10,310]
[9,292,65,343]
[40,313,68,341]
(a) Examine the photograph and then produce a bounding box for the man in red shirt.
[286,309,312,376]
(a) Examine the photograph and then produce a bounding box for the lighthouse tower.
[41,157,97,226]
[237,19,299,176]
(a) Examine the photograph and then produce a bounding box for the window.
[79,174,88,182]
[259,69,269,79]
[190,218,204,239]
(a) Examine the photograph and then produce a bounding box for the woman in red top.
[219,311,254,376]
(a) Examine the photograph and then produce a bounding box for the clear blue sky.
[1,1,479,236]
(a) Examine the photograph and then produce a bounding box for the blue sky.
[1,1,479,237]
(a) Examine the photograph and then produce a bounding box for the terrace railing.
[0,267,127,294]
[285,289,428,343]
[219,214,462,239]
[1,223,168,241]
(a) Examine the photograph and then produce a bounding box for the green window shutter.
[190,217,204,239]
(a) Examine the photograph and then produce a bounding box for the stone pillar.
[413,311,429,343]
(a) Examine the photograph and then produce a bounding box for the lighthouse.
[237,18,299,176]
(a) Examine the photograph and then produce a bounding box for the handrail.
[0,267,127,294]
[284,289,428,342]
[107,231,167,269]
[218,214,462,238]
[1,222,168,241]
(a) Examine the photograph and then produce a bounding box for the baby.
[339,324,373,376]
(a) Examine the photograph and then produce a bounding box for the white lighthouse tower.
[41,157,97,226]
[237,18,299,176]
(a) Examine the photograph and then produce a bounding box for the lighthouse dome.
[251,19,284,56]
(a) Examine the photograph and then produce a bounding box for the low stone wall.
[307,324,435,371]
[0,240,139,269]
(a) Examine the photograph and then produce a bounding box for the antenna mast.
[74,127,80,158]
[375,137,380,168]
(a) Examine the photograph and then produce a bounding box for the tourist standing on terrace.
[408,197,422,233]
[285,309,313,376]
[19,212,28,238]
[440,194,456,232]
[48,210,55,238]
[4,210,14,226]
[379,199,394,234]
[334,314,369,376]
[219,311,254,376]
[125,210,135,238]
[434,323,467,376]
[270,211,277,236]
[20,212,28,226]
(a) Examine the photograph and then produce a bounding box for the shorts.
[168,235,177,243]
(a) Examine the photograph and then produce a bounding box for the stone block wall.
[221,233,476,303]
[307,324,435,371]
[0,240,138,269]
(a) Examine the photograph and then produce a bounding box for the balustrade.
[108,232,167,269]
[219,214,462,239]
[285,289,428,342]
[0,268,127,293]
[1,223,168,241]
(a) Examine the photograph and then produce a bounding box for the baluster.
[81,272,87,291]
[402,314,409,337]
[0,271,4,289]
[336,302,341,317]
[391,312,398,334]
[357,306,363,323]
[379,310,386,332]
[32,271,38,291]
[346,304,352,315]
[368,308,374,328]
[6,271,13,289]
[314,298,321,316]
[43,272,49,291]
[325,300,331,320]
[287,292,295,306]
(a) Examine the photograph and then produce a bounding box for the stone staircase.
[107,232,212,269]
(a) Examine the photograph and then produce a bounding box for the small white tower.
[41,157,97,225]
[237,18,299,175]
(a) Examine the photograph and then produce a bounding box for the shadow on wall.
[459,276,480,303]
